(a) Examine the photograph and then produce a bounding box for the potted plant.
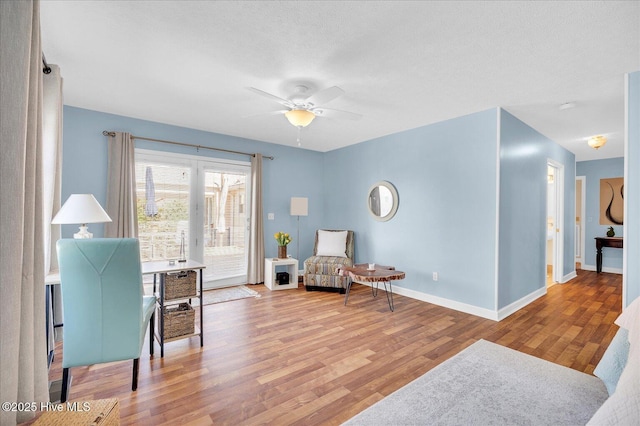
[274,232,292,258]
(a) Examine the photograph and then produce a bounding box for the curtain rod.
[42,52,51,74]
[102,131,274,160]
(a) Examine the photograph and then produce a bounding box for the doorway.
[135,150,251,289]
[546,161,565,286]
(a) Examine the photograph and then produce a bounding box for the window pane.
[135,162,190,262]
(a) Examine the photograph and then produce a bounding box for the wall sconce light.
[588,135,607,150]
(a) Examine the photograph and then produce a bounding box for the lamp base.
[74,225,93,239]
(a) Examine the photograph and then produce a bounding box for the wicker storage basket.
[161,302,195,339]
[164,270,197,300]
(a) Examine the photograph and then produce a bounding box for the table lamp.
[52,194,112,238]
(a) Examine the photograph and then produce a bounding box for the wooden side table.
[595,237,623,273]
[338,264,405,311]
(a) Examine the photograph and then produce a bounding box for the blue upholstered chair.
[304,230,355,293]
[56,238,156,402]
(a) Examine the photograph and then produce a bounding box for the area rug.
[343,339,608,425]
[192,285,260,306]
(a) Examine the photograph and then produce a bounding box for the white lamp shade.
[290,197,308,216]
[52,194,112,225]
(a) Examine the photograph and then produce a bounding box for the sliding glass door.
[135,150,250,289]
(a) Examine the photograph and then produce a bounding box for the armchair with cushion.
[56,238,156,402]
[304,229,354,293]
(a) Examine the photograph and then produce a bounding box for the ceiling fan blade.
[305,86,345,107]
[242,109,288,119]
[247,87,294,108]
[313,107,362,121]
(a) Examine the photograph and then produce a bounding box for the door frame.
[135,149,251,288]
[547,159,565,284]
[575,176,586,266]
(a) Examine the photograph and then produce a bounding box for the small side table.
[265,258,298,290]
[338,264,405,312]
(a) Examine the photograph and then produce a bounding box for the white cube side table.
[264,258,298,290]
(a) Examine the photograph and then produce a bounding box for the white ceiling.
[40,1,640,161]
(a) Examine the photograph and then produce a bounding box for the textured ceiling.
[40,1,639,161]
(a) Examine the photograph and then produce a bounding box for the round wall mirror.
[367,181,399,222]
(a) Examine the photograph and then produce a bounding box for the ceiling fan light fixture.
[285,109,315,127]
[588,135,607,149]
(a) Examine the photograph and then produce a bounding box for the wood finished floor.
[34,269,621,425]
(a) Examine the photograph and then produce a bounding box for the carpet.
[343,339,608,425]
[191,285,261,306]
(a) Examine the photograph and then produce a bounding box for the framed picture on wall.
[599,177,624,225]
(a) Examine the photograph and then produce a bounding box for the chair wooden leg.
[61,367,70,403]
[132,358,140,391]
[149,311,155,356]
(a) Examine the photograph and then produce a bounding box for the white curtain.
[105,132,138,238]
[43,64,64,344]
[0,0,50,423]
[43,64,63,276]
[247,154,265,284]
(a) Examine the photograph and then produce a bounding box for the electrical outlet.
[432,272,438,281]
[268,213,274,220]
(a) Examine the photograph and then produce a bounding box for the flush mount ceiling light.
[284,109,316,127]
[588,135,607,149]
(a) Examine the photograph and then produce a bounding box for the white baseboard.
[496,287,546,321]
[561,270,578,283]
[357,282,547,322]
[580,264,623,274]
[357,282,500,321]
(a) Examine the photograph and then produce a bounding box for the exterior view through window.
[135,150,250,288]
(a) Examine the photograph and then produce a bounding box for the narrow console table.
[142,260,205,357]
[595,237,623,273]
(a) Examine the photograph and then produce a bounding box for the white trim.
[494,107,501,313]
[547,159,565,284]
[622,73,629,308]
[355,280,548,322]
[581,264,624,275]
[496,287,547,321]
[575,176,586,265]
[356,281,500,321]
[561,270,578,283]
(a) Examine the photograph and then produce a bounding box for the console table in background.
[595,237,623,273]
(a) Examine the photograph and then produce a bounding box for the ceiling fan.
[247,84,362,145]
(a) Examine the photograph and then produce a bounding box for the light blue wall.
[62,106,325,262]
[576,158,624,271]
[498,110,576,308]
[62,104,579,315]
[625,71,640,306]
[323,109,499,310]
